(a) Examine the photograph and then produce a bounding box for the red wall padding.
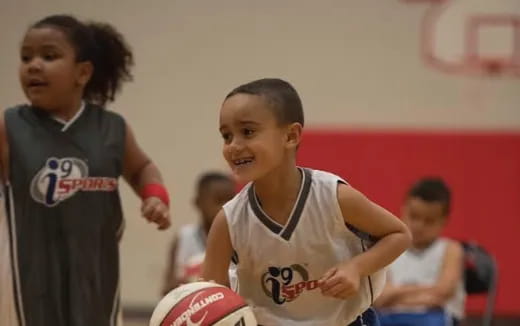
[297,129,520,315]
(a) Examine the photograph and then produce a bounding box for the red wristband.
[141,183,170,206]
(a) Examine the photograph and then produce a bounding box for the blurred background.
[0,0,518,325]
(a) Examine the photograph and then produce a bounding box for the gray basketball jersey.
[1,104,126,326]
[224,168,385,326]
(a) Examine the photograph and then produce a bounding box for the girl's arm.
[122,122,170,230]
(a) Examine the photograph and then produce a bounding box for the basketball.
[149,282,257,326]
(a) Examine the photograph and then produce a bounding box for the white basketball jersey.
[224,168,385,326]
[388,238,466,319]
[175,224,207,282]
[175,224,238,290]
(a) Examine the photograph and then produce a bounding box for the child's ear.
[286,122,303,149]
[76,61,93,87]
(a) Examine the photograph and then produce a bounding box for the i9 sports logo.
[30,157,118,207]
[261,264,319,304]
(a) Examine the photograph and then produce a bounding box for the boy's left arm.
[320,183,412,299]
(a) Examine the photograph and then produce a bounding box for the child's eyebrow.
[40,44,62,51]
[238,120,260,126]
[219,120,259,132]
[20,45,36,52]
[21,44,62,53]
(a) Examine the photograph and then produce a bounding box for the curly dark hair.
[32,14,134,106]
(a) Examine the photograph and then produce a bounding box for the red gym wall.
[297,129,520,315]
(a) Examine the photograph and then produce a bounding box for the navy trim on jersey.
[231,250,239,264]
[340,178,376,305]
[280,168,312,240]
[248,167,312,241]
[248,184,283,234]
[345,223,378,244]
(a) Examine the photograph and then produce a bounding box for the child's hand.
[142,197,171,230]
[319,262,361,299]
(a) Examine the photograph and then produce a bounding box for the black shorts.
[349,307,380,326]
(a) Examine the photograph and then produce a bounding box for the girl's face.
[19,26,91,112]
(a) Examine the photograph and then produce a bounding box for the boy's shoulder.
[222,184,252,226]
[399,237,461,258]
[443,237,464,255]
[436,237,463,250]
[301,167,348,185]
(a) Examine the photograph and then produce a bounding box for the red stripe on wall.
[297,129,520,315]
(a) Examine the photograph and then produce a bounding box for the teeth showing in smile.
[234,158,253,165]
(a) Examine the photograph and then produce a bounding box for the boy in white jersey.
[375,178,465,326]
[202,78,412,326]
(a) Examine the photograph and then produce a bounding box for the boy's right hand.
[319,261,361,299]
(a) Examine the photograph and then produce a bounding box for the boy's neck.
[253,162,302,225]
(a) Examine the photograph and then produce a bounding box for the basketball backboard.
[410,0,520,76]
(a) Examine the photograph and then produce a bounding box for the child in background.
[162,172,235,294]
[376,178,465,326]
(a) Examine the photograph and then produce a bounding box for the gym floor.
[125,319,147,326]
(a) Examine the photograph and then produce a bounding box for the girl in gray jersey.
[0,15,171,326]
